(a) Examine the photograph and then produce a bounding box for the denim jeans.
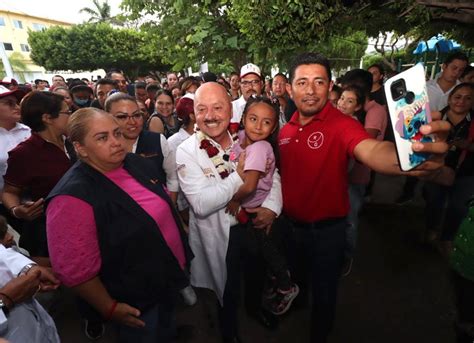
[286,217,347,343]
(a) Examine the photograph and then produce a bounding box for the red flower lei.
[197,125,239,179]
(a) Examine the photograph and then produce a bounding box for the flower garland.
[197,124,240,179]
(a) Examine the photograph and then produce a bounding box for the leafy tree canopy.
[28,23,167,77]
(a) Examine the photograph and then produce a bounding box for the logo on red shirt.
[307,131,324,149]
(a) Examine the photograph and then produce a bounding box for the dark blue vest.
[46,153,192,310]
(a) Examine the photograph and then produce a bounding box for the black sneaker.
[84,319,105,341]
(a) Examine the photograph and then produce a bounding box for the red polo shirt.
[4,133,73,201]
[279,102,370,223]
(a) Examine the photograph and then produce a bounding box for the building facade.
[0,9,72,83]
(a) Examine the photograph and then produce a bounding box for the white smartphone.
[384,63,433,171]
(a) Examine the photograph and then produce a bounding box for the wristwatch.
[0,298,9,316]
[18,263,36,276]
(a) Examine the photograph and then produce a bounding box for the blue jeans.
[347,184,366,257]
[287,217,347,343]
[117,301,176,343]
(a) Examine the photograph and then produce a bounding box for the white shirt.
[0,245,34,331]
[0,123,31,194]
[176,132,282,304]
[426,79,459,112]
[168,128,191,211]
[231,96,247,124]
[132,134,179,192]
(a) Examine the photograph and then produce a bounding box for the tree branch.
[416,1,474,10]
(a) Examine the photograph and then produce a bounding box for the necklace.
[196,125,239,179]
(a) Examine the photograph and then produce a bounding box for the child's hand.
[226,200,240,217]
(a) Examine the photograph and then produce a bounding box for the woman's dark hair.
[154,89,174,105]
[180,77,200,95]
[242,95,281,167]
[21,91,65,132]
[448,82,474,102]
[330,84,342,98]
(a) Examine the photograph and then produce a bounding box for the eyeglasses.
[0,97,19,108]
[241,80,261,87]
[114,112,144,121]
[59,110,73,115]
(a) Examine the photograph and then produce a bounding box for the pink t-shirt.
[47,167,185,287]
[231,131,275,208]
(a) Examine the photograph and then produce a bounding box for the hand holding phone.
[384,63,434,171]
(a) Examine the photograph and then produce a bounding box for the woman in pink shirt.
[46,108,192,342]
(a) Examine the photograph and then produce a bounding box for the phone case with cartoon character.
[384,63,433,171]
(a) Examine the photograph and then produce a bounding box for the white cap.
[240,63,261,79]
[0,85,25,100]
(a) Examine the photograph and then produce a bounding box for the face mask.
[74,98,89,106]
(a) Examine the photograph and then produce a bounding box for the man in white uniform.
[0,245,60,342]
[177,82,282,342]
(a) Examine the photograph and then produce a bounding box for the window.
[13,20,23,29]
[20,44,30,52]
[3,43,13,51]
[32,23,46,31]
[0,17,5,26]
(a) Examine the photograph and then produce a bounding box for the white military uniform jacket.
[0,245,59,342]
[176,132,282,304]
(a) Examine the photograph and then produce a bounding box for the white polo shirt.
[0,123,31,194]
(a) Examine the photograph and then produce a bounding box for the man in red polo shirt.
[279,52,450,343]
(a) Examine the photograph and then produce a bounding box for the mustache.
[203,119,219,124]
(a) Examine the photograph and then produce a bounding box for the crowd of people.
[0,50,472,343]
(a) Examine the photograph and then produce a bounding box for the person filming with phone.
[279,52,451,343]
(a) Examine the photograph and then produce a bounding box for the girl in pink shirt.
[227,96,299,316]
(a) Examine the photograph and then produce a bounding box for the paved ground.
[50,174,457,343]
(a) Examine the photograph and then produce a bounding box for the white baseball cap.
[0,85,26,101]
[240,63,261,79]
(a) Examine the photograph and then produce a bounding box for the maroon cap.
[176,95,194,121]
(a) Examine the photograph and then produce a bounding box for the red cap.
[176,94,194,121]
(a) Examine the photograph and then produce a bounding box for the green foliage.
[122,0,253,73]
[230,0,344,50]
[121,0,367,74]
[28,23,167,76]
